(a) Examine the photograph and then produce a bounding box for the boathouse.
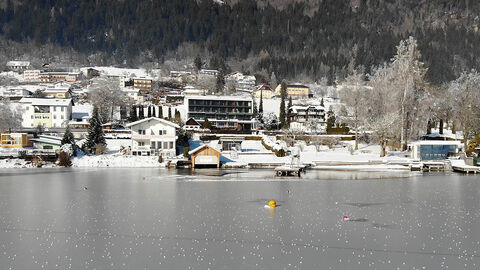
[189,144,221,168]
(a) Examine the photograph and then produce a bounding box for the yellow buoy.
[268,200,277,208]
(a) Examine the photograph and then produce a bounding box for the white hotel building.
[19,98,73,128]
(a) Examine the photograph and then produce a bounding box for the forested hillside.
[0,0,479,84]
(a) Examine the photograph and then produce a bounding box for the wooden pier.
[450,160,480,174]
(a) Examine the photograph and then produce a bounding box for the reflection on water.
[0,168,479,269]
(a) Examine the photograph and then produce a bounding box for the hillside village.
[0,42,477,173]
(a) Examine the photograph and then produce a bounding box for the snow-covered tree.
[270,72,278,90]
[390,37,428,150]
[339,69,368,150]
[0,99,22,132]
[448,70,480,151]
[61,126,76,147]
[85,106,106,154]
[279,80,287,128]
[88,78,128,123]
[263,112,279,130]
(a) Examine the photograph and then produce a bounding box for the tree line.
[2,0,480,83]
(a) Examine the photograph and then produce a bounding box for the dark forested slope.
[0,0,478,83]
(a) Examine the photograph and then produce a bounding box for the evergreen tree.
[203,118,212,129]
[159,106,163,118]
[216,68,225,94]
[139,106,145,119]
[61,126,77,156]
[194,55,202,71]
[320,97,324,107]
[252,97,258,119]
[174,110,181,123]
[259,90,264,114]
[85,106,106,154]
[61,126,76,146]
[270,72,278,90]
[168,107,172,119]
[286,96,292,127]
[326,108,336,130]
[148,106,152,118]
[129,105,138,122]
[152,106,156,117]
[279,81,287,128]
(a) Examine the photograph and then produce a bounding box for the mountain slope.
[1,0,479,83]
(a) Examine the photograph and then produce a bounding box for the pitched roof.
[188,144,220,155]
[19,97,73,106]
[125,117,180,129]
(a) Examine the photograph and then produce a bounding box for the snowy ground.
[71,153,166,168]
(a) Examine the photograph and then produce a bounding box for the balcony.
[131,134,176,140]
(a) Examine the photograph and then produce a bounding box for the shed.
[189,144,221,168]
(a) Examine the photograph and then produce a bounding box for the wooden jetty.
[274,165,306,177]
[450,160,480,174]
[422,161,447,172]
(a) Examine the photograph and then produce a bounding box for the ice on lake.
[0,168,479,269]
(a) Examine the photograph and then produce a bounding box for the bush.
[94,144,107,155]
[183,146,190,158]
[58,151,72,167]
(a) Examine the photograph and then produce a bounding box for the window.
[61,115,64,119]
[169,142,173,149]
[158,142,162,149]
[43,145,53,150]
[61,107,64,112]
[138,142,145,146]
[34,105,49,113]
[151,141,156,149]
[54,115,56,119]
[138,129,146,135]
[31,115,33,119]
[163,142,168,149]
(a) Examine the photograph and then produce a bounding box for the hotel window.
[138,129,146,135]
[61,107,64,112]
[163,142,168,149]
[169,142,173,149]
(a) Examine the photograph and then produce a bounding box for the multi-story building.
[185,95,255,131]
[6,61,30,72]
[275,84,311,98]
[0,133,33,148]
[23,70,41,81]
[288,105,326,132]
[39,72,82,83]
[1,88,31,99]
[133,77,153,92]
[252,84,275,99]
[19,98,73,128]
[199,69,220,76]
[43,87,71,99]
[126,117,179,157]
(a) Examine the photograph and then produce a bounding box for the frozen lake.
[0,168,479,269]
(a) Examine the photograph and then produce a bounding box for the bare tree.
[0,99,23,132]
[390,37,428,150]
[448,70,480,151]
[88,78,128,123]
[196,75,216,95]
[339,69,368,150]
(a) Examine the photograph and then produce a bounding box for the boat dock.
[450,160,480,174]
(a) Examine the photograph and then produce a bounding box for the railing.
[131,134,175,140]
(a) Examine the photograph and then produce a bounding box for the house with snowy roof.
[288,105,326,133]
[6,61,30,72]
[19,98,73,128]
[126,117,179,157]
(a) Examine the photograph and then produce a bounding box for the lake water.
[0,168,479,269]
